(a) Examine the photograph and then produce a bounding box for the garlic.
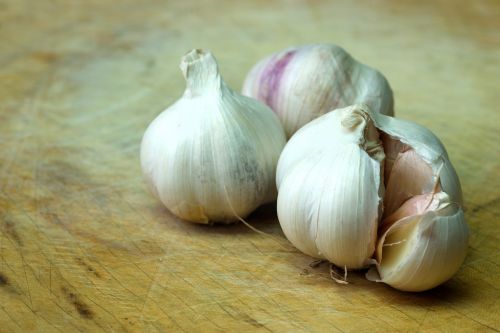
[366,192,468,292]
[277,104,468,291]
[140,49,286,224]
[242,44,394,138]
[277,107,384,269]
[366,107,468,292]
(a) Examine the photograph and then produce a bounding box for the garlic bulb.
[140,49,286,224]
[277,104,468,291]
[242,44,394,138]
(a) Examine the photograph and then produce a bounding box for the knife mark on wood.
[220,305,268,330]
[0,272,9,286]
[41,160,91,193]
[41,211,63,226]
[1,215,23,246]
[75,257,102,278]
[0,272,21,295]
[61,287,94,319]
[31,51,59,64]
[243,315,266,329]
[469,197,500,214]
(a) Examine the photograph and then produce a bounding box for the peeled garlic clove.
[277,106,384,269]
[242,44,394,137]
[140,49,286,224]
[367,192,469,292]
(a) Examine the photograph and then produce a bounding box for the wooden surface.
[1,0,499,332]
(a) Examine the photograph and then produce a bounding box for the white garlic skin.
[277,107,384,269]
[140,49,286,224]
[242,44,394,138]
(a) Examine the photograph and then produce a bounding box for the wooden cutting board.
[1,0,499,331]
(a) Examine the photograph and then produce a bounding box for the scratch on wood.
[20,251,33,308]
[138,258,161,323]
[75,257,102,278]
[61,286,94,319]
[31,51,60,63]
[469,197,500,215]
[0,271,21,295]
[41,211,63,225]
[1,215,23,246]
[242,315,267,329]
[219,304,270,331]
[417,308,430,330]
[0,272,9,286]
[39,159,92,195]
[1,306,22,330]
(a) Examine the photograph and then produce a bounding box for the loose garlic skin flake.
[277,104,468,291]
[242,44,394,138]
[140,49,286,224]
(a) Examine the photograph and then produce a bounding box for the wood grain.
[1,0,499,331]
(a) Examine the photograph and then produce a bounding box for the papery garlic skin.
[277,106,384,269]
[367,193,469,292]
[242,44,394,138]
[140,49,286,224]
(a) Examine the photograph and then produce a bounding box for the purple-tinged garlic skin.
[242,44,394,138]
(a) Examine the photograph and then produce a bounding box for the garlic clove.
[367,192,469,292]
[277,105,384,269]
[278,145,382,269]
[140,49,286,224]
[276,153,323,259]
[381,193,439,231]
[314,146,381,269]
[383,148,437,217]
[242,44,394,138]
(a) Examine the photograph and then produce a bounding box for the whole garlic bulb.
[140,49,286,224]
[277,104,468,291]
[242,44,394,138]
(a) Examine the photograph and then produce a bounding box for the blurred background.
[2,0,498,199]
